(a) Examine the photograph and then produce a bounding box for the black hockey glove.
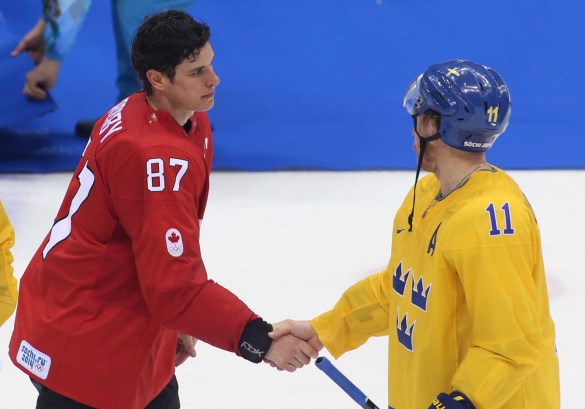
[428,391,476,409]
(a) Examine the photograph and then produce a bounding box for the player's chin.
[193,97,215,112]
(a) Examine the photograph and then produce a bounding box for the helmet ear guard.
[403,60,511,152]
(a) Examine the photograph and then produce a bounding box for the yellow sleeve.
[0,201,18,327]
[311,271,390,358]
[447,196,546,407]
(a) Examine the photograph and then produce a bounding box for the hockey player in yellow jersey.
[0,200,17,328]
[269,60,560,408]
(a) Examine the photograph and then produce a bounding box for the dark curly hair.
[131,10,211,95]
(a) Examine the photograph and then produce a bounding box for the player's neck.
[146,94,194,126]
[437,156,488,198]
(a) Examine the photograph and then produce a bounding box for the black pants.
[31,375,180,409]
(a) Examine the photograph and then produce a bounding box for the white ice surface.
[0,170,583,408]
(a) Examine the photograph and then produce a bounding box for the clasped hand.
[263,320,324,372]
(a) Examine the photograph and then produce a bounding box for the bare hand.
[175,333,198,367]
[23,57,61,99]
[269,319,324,352]
[264,332,319,372]
[11,18,46,63]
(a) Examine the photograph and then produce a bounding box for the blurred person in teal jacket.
[11,0,197,137]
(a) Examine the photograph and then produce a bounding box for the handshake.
[175,320,323,372]
[264,320,324,372]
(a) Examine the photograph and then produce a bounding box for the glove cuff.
[429,391,476,409]
[238,318,273,363]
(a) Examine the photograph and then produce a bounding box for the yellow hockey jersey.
[312,166,559,409]
[0,200,17,327]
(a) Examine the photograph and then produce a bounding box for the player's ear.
[146,69,166,92]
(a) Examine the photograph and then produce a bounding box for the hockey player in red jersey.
[9,10,320,409]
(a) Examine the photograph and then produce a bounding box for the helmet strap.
[408,116,441,232]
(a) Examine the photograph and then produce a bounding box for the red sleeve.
[106,141,255,354]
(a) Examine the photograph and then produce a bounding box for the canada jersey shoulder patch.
[165,228,184,257]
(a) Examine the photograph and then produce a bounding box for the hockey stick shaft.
[315,357,380,409]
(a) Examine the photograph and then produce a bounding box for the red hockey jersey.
[10,92,256,409]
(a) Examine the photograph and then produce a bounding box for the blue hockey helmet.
[403,60,511,152]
